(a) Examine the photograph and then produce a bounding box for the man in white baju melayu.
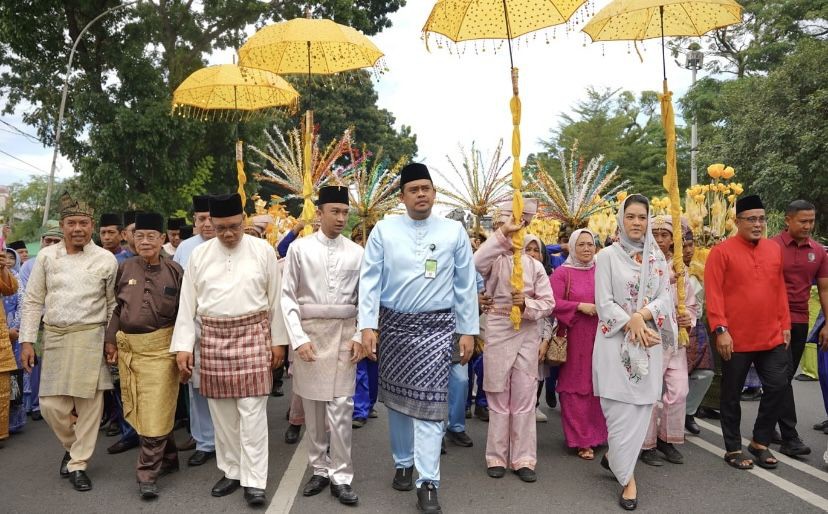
[171,193,286,507]
[282,185,365,506]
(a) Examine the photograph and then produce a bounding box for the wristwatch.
[714,326,728,335]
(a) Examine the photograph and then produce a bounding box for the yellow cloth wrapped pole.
[300,109,316,236]
[659,80,688,346]
[509,67,524,331]
[236,140,247,209]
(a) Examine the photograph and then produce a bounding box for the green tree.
[535,87,690,198]
[0,1,409,216]
[3,175,66,241]
[683,40,828,230]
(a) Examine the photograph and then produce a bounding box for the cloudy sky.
[0,0,700,188]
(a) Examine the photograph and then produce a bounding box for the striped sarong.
[378,307,455,421]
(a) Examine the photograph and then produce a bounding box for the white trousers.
[207,396,269,489]
[303,396,354,485]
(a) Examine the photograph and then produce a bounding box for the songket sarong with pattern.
[116,327,178,437]
[378,308,455,421]
[40,323,113,398]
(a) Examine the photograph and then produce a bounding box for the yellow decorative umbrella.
[583,0,743,345]
[239,15,384,234]
[172,64,300,207]
[423,0,586,330]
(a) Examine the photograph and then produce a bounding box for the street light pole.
[42,1,139,226]
[684,46,704,186]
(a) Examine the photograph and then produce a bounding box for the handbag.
[545,269,571,366]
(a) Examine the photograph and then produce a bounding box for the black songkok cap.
[8,240,26,251]
[400,163,432,188]
[134,212,164,233]
[736,194,764,214]
[99,212,122,228]
[192,195,211,213]
[179,225,194,240]
[167,217,185,230]
[122,210,139,227]
[209,193,243,218]
[317,185,349,206]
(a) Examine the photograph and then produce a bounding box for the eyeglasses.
[737,216,767,224]
[134,233,161,242]
[215,223,243,234]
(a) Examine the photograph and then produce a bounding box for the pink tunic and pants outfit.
[643,266,695,449]
[550,266,607,449]
[474,231,554,471]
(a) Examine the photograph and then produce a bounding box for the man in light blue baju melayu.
[359,163,478,514]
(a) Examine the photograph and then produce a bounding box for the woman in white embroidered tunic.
[592,194,677,511]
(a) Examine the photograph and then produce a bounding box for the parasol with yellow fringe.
[423,0,586,329]
[583,0,743,345]
[171,64,300,208]
[239,12,385,235]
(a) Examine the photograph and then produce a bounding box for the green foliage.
[0,1,409,217]
[3,175,65,241]
[534,87,690,199]
[682,39,828,231]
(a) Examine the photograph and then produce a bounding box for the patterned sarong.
[41,323,112,398]
[116,327,178,437]
[199,311,272,399]
[378,307,456,421]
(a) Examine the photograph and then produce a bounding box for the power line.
[0,148,46,173]
[0,119,42,144]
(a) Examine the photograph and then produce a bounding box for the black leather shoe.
[619,493,638,511]
[779,437,811,457]
[331,483,359,505]
[107,438,139,454]
[475,405,489,422]
[285,423,301,444]
[685,415,701,435]
[813,419,828,432]
[352,418,367,429]
[515,467,537,483]
[696,406,721,420]
[639,449,663,466]
[487,466,506,478]
[188,450,216,467]
[244,487,267,506]
[302,475,330,496]
[656,439,684,464]
[31,411,43,421]
[445,430,473,447]
[392,466,414,491]
[416,482,442,513]
[69,470,92,492]
[60,452,71,478]
[210,477,240,497]
[139,482,158,499]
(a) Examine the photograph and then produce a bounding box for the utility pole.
[684,45,704,186]
[43,1,139,226]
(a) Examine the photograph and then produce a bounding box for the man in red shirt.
[705,195,793,470]
[771,200,828,455]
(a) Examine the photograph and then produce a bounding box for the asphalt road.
[2,377,827,514]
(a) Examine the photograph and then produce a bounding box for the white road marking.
[686,435,828,512]
[266,435,310,514]
[695,418,828,483]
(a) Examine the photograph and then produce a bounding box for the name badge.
[424,259,437,279]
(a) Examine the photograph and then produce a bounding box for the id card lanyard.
[425,243,437,280]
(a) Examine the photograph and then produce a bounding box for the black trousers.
[720,344,793,452]
[776,323,809,439]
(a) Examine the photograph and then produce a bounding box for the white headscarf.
[562,229,597,269]
[615,194,658,312]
